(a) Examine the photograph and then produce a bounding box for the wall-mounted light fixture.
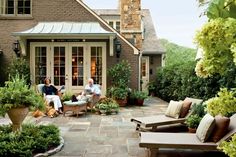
[13,40,20,58]
[0,49,3,56]
[115,38,121,58]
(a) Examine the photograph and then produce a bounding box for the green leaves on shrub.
[155,61,236,102]
[0,124,60,157]
[206,88,236,117]
[108,60,131,88]
[218,134,236,157]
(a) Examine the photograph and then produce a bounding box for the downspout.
[138,50,142,91]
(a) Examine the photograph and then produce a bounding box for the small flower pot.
[188,127,197,133]
[116,99,127,107]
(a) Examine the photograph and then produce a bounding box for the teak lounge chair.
[131,98,203,131]
[139,114,236,157]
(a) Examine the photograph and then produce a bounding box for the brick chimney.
[119,0,142,49]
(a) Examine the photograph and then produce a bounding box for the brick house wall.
[0,0,139,89]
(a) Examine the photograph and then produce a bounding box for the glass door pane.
[35,46,47,84]
[72,46,84,86]
[91,46,102,85]
[53,46,65,86]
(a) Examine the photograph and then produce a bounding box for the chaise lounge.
[139,114,236,157]
[131,98,203,131]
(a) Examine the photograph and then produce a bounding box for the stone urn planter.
[0,75,44,132]
[7,107,29,132]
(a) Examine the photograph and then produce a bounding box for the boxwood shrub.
[0,124,60,157]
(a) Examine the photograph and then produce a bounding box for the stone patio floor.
[0,97,228,157]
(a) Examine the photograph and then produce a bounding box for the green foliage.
[194,18,236,77]
[0,124,60,157]
[191,102,207,117]
[205,0,236,19]
[160,39,197,66]
[61,92,73,102]
[110,87,129,100]
[218,134,236,157]
[8,58,31,85]
[108,60,131,88]
[133,90,148,100]
[95,97,119,114]
[0,75,44,116]
[155,60,236,101]
[206,88,236,117]
[186,114,202,129]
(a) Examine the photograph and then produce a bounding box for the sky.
[83,0,208,49]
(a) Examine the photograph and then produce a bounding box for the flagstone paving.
[0,97,227,157]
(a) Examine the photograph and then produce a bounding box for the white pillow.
[165,100,183,119]
[196,114,215,142]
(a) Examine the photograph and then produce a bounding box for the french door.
[31,42,106,94]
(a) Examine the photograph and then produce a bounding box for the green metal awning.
[13,22,115,36]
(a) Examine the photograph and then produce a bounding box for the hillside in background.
[160,39,197,66]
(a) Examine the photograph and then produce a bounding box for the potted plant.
[0,75,44,132]
[95,97,119,115]
[111,87,129,107]
[128,90,136,105]
[186,114,202,133]
[147,81,156,96]
[133,90,148,106]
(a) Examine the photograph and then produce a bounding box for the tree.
[160,39,196,66]
[195,0,236,78]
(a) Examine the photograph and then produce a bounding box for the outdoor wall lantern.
[115,39,121,58]
[13,40,20,58]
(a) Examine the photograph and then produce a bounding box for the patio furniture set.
[130,97,236,157]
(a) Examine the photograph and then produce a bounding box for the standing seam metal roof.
[13,22,115,36]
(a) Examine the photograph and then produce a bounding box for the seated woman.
[42,78,63,114]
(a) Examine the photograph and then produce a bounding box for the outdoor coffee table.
[63,100,87,117]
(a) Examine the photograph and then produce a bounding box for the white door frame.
[141,56,149,92]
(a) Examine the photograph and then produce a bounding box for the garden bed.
[0,124,62,157]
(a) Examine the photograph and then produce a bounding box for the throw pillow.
[196,114,215,142]
[179,100,192,118]
[209,115,230,142]
[165,100,183,119]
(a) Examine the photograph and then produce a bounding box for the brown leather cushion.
[179,100,192,118]
[209,115,230,142]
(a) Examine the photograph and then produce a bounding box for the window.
[0,0,31,16]
[116,21,120,32]
[108,20,120,32]
[17,0,30,14]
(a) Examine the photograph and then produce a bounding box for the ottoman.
[63,100,87,117]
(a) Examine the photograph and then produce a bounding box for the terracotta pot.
[7,107,29,132]
[136,99,144,106]
[116,99,127,107]
[188,127,197,133]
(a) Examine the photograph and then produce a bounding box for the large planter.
[116,98,127,107]
[7,107,29,132]
[136,99,144,106]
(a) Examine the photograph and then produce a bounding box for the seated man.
[42,78,63,114]
[78,78,101,108]
[84,78,101,96]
